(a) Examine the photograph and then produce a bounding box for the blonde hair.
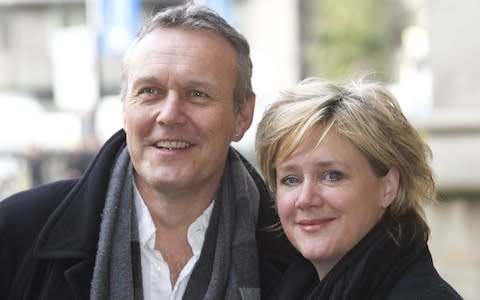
[256,77,435,240]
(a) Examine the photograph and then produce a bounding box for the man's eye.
[138,87,158,95]
[324,171,344,182]
[190,90,208,97]
[280,175,300,186]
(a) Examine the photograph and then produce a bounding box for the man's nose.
[155,91,187,126]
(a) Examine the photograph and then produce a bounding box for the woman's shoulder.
[386,248,463,300]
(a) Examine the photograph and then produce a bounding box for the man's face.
[123,27,253,199]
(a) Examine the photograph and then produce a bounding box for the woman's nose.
[295,180,322,209]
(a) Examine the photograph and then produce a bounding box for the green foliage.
[305,0,392,80]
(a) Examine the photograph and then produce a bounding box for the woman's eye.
[280,175,300,186]
[324,171,344,182]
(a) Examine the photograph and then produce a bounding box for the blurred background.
[0,0,478,298]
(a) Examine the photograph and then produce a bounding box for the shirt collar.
[133,181,156,248]
[187,198,214,256]
[133,180,214,255]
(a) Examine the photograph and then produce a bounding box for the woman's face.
[275,125,398,278]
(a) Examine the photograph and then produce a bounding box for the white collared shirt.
[133,182,214,300]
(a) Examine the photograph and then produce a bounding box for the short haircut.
[120,3,254,111]
[256,77,435,241]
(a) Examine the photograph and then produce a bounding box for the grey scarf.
[90,147,143,300]
[183,149,261,300]
[90,147,261,300]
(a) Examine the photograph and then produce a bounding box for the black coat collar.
[33,130,127,259]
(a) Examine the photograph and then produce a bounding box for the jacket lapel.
[31,130,128,298]
[64,257,96,299]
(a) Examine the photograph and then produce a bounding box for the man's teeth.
[155,141,191,150]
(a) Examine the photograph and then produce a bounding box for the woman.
[256,78,462,299]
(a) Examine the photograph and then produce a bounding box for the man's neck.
[134,180,216,286]
[154,223,192,286]
[144,192,212,228]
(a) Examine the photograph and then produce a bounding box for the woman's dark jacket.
[266,220,463,300]
[0,130,298,300]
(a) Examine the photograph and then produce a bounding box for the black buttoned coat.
[0,130,297,300]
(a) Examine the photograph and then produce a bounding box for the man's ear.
[232,94,255,142]
[381,167,400,208]
[122,105,127,130]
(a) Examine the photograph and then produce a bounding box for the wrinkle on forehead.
[132,27,236,63]
[126,28,237,101]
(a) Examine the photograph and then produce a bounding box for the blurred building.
[0,0,186,189]
[0,0,183,99]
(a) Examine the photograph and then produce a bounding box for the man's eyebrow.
[185,80,225,98]
[186,80,215,90]
[130,75,159,90]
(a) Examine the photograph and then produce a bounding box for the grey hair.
[119,3,254,111]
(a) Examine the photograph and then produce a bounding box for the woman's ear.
[381,167,400,208]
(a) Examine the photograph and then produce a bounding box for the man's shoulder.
[0,180,79,299]
[0,180,78,231]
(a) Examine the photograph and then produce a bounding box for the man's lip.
[150,138,194,150]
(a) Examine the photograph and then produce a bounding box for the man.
[0,4,297,300]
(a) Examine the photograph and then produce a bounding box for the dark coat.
[267,249,462,300]
[0,130,297,300]
[266,219,462,300]
[385,249,463,300]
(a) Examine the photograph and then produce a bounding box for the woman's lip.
[298,218,333,225]
[297,218,334,232]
